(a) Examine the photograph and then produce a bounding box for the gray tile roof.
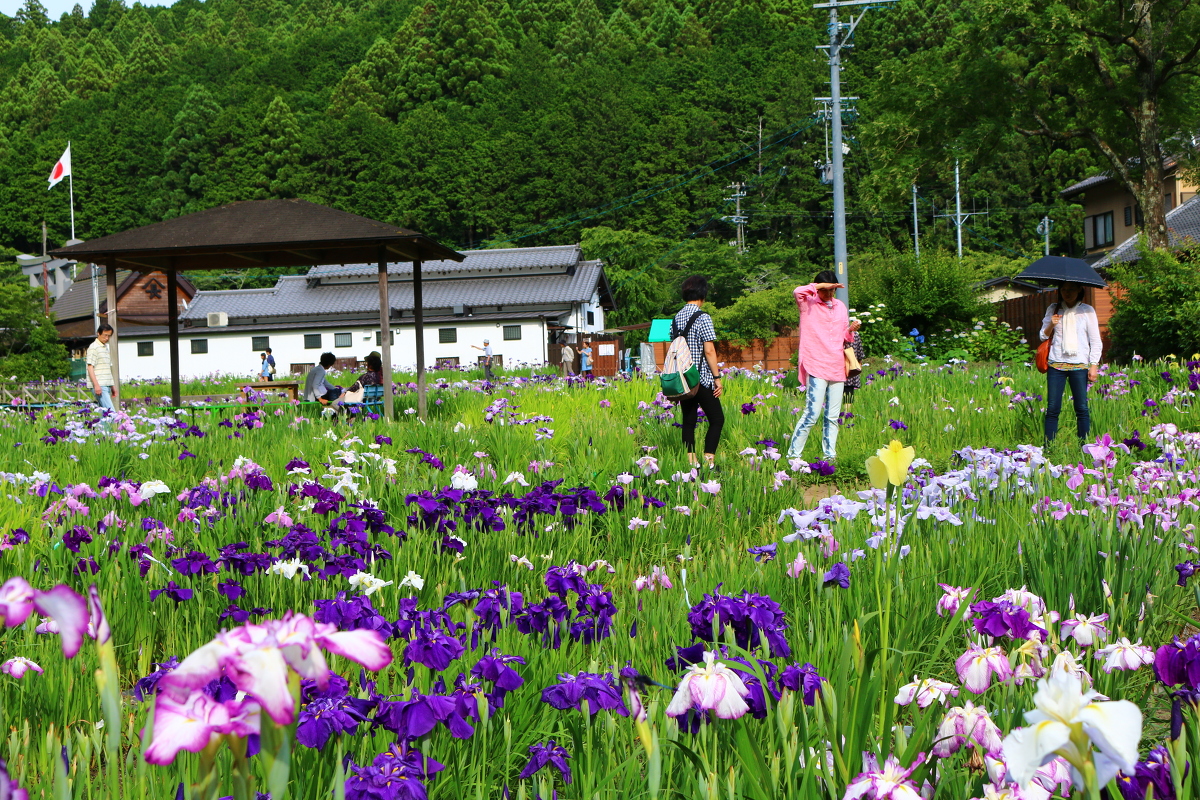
[129,311,552,338]
[1093,195,1200,269]
[305,244,582,279]
[51,264,128,322]
[1061,173,1112,198]
[181,260,607,323]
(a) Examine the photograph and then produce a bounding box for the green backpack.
[659,311,707,401]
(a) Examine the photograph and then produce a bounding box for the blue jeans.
[1045,367,1090,442]
[788,376,844,459]
[94,385,114,412]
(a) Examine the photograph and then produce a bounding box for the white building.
[114,244,612,380]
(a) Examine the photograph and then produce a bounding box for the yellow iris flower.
[866,440,916,489]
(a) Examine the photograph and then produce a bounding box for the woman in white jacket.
[1039,281,1103,442]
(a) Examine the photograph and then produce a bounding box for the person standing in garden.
[560,341,575,377]
[1040,281,1102,442]
[259,352,271,381]
[471,339,495,380]
[787,270,860,461]
[674,275,724,471]
[580,339,594,377]
[86,323,117,413]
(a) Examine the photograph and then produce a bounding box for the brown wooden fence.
[651,330,798,371]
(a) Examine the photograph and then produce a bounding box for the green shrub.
[1108,243,1200,361]
[854,248,988,335]
[850,302,903,357]
[709,285,797,346]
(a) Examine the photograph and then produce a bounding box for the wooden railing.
[0,381,93,407]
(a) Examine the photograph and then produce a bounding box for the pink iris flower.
[0,578,91,658]
[144,691,261,766]
[665,651,750,720]
[157,612,392,726]
[936,585,975,618]
[932,701,1002,757]
[1060,612,1109,647]
[787,552,815,577]
[845,753,926,800]
[1093,637,1155,673]
[264,506,294,528]
[955,644,1013,694]
[1,657,42,680]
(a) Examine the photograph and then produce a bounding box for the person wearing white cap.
[471,338,495,380]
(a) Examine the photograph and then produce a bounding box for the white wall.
[113,319,549,381]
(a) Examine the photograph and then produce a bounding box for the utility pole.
[814,0,896,306]
[935,159,986,259]
[1036,216,1053,256]
[911,184,920,262]
[723,181,748,255]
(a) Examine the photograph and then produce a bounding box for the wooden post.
[105,260,120,405]
[167,268,181,407]
[413,259,427,420]
[377,248,394,420]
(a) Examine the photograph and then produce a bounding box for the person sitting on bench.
[304,352,345,404]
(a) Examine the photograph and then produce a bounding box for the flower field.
[1,358,1199,800]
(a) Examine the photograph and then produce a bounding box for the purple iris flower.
[1177,561,1197,588]
[62,525,92,553]
[374,692,475,740]
[755,439,778,448]
[970,601,1046,641]
[149,581,193,604]
[1117,745,1176,800]
[545,565,589,597]
[470,650,526,705]
[296,674,377,750]
[345,743,443,800]
[889,419,908,431]
[726,657,782,719]
[779,662,825,705]
[741,403,757,415]
[541,672,628,716]
[519,740,572,785]
[132,657,180,702]
[375,435,392,446]
[809,461,836,476]
[1154,634,1200,689]
[1122,430,1147,452]
[218,580,245,601]
[822,563,851,589]
[74,557,100,576]
[747,544,777,563]
[687,589,791,657]
[314,591,393,635]
[666,642,708,672]
[170,550,219,576]
[178,450,196,460]
[285,458,310,472]
[404,625,466,671]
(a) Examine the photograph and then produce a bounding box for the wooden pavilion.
[50,199,464,418]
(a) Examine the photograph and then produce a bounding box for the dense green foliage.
[0,265,69,380]
[1108,245,1200,362]
[0,0,1116,304]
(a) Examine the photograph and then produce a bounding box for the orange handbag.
[1036,339,1050,374]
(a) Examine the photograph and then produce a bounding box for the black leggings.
[680,385,725,455]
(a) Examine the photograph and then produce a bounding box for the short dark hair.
[814,269,838,285]
[681,275,709,301]
[96,324,113,335]
[265,347,272,353]
[365,353,383,372]
[320,352,336,368]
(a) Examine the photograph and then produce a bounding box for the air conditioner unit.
[207,312,229,327]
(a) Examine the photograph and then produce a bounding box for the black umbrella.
[1016,256,1107,288]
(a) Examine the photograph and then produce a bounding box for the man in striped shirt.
[86,324,118,412]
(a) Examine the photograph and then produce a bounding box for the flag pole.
[67,142,75,241]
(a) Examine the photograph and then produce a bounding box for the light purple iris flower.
[845,752,926,800]
[955,643,1013,694]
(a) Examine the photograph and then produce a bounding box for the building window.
[1093,212,1113,247]
[1165,192,1175,212]
[137,341,153,357]
[439,328,457,344]
[252,336,270,351]
[1123,206,1133,227]
[587,311,595,326]
[375,331,395,347]
[503,325,521,341]
[191,339,208,354]
[334,332,352,348]
[304,334,322,349]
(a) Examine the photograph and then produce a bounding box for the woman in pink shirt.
[787,270,860,461]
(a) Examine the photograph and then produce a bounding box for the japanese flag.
[47,143,71,189]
